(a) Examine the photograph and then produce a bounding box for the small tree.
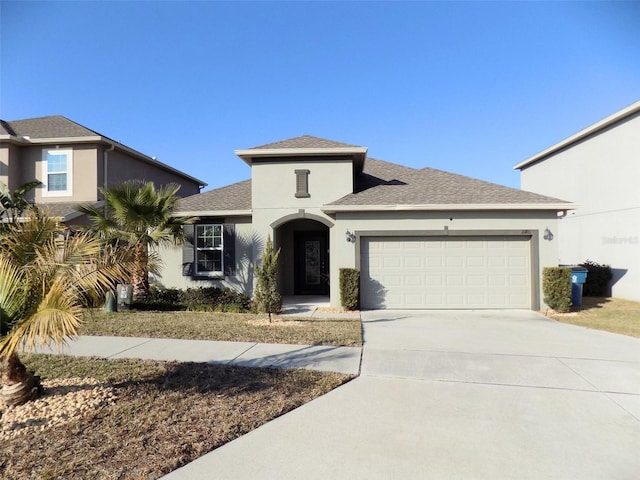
[254,236,281,322]
[0,213,136,405]
[77,180,191,301]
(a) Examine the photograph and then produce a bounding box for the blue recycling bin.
[569,268,588,307]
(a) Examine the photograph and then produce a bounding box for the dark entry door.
[294,231,329,295]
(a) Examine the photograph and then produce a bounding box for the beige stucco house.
[515,101,640,302]
[156,135,573,310]
[0,115,206,222]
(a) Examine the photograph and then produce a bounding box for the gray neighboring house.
[0,115,206,223]
[156,135,573,310]
[515,101,640,302]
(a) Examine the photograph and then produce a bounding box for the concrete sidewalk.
[30,335,362,375]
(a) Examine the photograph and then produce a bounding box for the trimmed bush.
[580,260,613,297]
[132,286,251,312]
[339,268,360,311]
[542,267,572,313]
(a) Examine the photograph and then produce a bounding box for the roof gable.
[0,115,101,139]
[514,100,640,170]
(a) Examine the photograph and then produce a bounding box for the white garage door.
[361,236,531,309]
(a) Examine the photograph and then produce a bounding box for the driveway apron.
[164,310,640,480]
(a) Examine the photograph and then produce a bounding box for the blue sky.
[1,1,639,192]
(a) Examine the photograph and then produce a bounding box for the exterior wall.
[152,216,254,295]
[329,210,561,309]
[24,144,99,203]
[0,143,201,206]
[520,113,640,301]
[106,148,201,197]
[251,159,353,209]
[156,206,559,310]
[0,144,23,189]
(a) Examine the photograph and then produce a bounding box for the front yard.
[548,296,640,338]
[1,310,361,479]
[81,309,363,346]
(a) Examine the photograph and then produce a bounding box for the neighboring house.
[514,101,640,302]
[156,135,573,310]
[0,115,206,222]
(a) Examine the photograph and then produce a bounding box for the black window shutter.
[182,224,195,276]
[223,224,236,276]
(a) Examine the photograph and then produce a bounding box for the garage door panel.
[361,236,530,309]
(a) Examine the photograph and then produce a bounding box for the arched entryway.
[273,217,331,296]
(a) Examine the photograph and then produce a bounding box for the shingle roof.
[37,202,85,220]
[175,179,251,214]
[251,135,360,150]
[329,158,569,206]
[0,116,101,139]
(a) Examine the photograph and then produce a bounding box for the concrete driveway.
[165,310,640,480]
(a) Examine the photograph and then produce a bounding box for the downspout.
[103,143,115,214]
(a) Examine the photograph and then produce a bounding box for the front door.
[294,231,329,295]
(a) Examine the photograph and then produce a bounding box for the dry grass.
[1,354,352,480]
[548,296,640,338]
[81,309,362,347]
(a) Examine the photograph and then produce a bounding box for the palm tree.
[0,213,136,406]
[0,180,42,224]
[77,180,191,301]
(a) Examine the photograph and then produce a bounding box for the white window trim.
[194,224,225,277]
[42,148,73,197]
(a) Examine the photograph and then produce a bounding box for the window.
[295,169,310,198]
[42,149,73,196]
[195,224,224,275]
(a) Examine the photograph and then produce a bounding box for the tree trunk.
[131,244,149,302]
[1,352,43,406]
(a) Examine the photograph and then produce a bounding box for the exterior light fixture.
[345,230,356,243]
[543,228,554,241]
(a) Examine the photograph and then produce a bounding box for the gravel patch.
[1,377,116,441]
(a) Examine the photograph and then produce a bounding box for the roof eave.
[514,100,640,170]
[173,209,252,218]
[322,203,578,213]
[235,147,368,166]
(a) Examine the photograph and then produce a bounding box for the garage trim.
[355,229,540,310]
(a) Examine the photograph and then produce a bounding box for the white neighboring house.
[514,101,640,302]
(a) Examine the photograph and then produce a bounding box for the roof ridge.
[250,135,361,150]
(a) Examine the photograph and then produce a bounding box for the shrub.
[542,267,572,313]
[339,268,360,311]
[131,286,251,312]
[254,236,282,321]
[131,286,185,311]
[580,260,613,297]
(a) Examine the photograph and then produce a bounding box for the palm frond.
[0,278,82,357]
[0,257,28,322]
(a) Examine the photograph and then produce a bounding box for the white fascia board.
[173,210,252,218]
[514,100,640,170]
[26,135,104,144]
[235,147,368,165]
[321,203,579,213]
[0,134,29,144]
